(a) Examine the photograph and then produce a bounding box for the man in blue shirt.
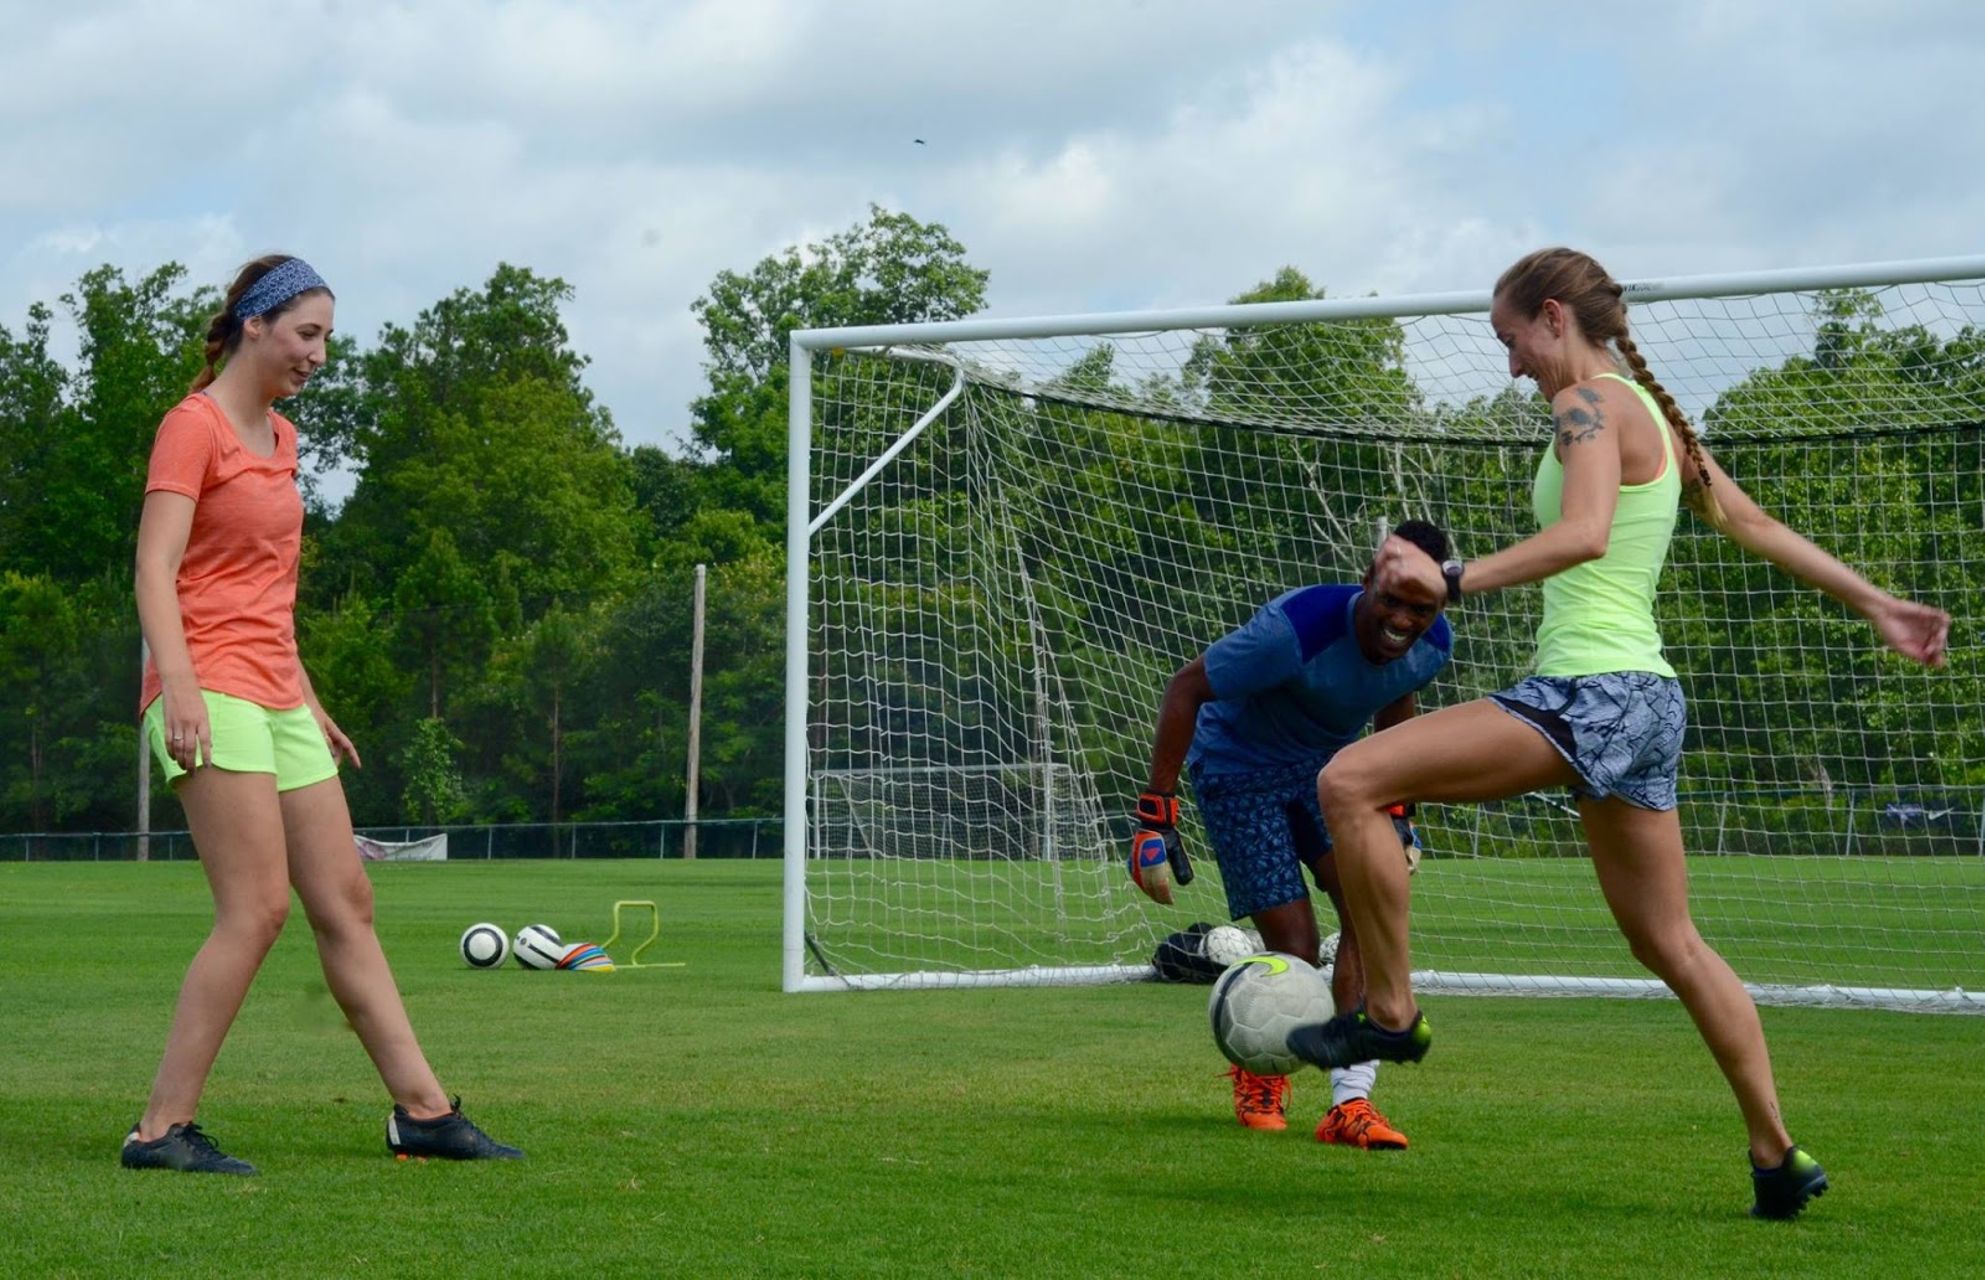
[1130,521,1453,1148]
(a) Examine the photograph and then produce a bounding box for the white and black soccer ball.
[459,922,510,969]
[1207,952,1336,1076]
[513,923,565,970]
[1202,924,1255,970]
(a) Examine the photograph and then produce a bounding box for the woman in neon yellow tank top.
[1286,248,1951,1219]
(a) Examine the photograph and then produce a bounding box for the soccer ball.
[1208,952,1336,1076]
[459,922,509,969]
[513,923,565,970]
[1202,924,1254,970]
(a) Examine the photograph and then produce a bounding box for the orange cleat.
[1225,1064,1290,1131]
[1316,1098,1409,1150]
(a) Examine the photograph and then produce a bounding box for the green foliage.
[3,226,1979,850]
[398,717,469,825]
[690,206,989,532]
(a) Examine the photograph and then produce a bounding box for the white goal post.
[785,255,1985,1010]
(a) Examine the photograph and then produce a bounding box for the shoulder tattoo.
[1555,385,1606,447]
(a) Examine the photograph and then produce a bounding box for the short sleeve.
[145,404,215,500]
[1203,604,1302,700]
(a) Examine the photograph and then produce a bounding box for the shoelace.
[1229,1068,1286,1114]
[174,1123,225,1156]
[1334,1101,1379,1135]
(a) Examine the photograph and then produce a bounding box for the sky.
[5,0,1984,468]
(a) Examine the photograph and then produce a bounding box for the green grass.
[3,860,1982,1278]
[810,853,1985,993]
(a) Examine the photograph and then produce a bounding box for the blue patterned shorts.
[1189,758,1334,921]
[1489,672,1685,811]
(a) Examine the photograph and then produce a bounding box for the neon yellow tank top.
[1530,372,1679,678]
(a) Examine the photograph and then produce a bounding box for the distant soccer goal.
[785,255,1985,1009]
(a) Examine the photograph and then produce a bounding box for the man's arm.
[1372,691,1416,735]
[1130,655,1215,905]
[1145,656,1214,793]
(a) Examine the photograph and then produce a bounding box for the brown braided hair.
[189,255,331,393]
[1494,247,1721,520]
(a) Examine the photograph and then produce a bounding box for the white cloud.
[2,0,1983,471]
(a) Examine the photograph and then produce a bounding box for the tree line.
[3,211,1980,853]
[0,207,985,838]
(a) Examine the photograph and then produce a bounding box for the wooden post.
[684,563,707,860]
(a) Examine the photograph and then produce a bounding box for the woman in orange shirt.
[124,255,521,1175]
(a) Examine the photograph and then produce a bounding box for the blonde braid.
[1616,333,1723,522]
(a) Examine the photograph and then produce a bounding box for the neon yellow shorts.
[143,690,338,792]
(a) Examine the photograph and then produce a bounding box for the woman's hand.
[1371,534,1444,601]
[313,705,363,769]
[1870,596,1950,668]
[161,682,211,771]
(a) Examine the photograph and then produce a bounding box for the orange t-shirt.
[139,394,306,713]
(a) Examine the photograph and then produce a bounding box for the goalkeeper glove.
[1389,803,1422,876]
[1129,789,1194,905]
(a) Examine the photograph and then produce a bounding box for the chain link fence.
[1,817,783,862]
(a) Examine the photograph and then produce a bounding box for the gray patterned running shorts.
[1189,758,1334,921]
[1489,672,1685,811]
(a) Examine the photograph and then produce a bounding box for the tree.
[316,264,641,618]
[4,267,209,583]
[0,303,70,572]
[399,717,469,826]
[689,206,990,533]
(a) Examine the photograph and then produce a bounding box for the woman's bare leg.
[1316,699,1579,1027]
[1579,795,1794,1165]
[281,776,450,1117]
[138,769,292,1139]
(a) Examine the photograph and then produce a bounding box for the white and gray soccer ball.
[1318,930,1341,969]
[1202,924,1255,970]
[513,923,565,970]
[459,922,509,969]
[1207,952,1336,1076]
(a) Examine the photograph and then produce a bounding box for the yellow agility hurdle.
[602,899,684,969]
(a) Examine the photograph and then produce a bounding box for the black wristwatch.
[1440,558,1465,605]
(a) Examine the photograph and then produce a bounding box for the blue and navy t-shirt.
[1186,584,1452,778]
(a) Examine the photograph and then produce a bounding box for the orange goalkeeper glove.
[1129,790,1194,904]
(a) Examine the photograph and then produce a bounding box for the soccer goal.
[785,255,1985,1011]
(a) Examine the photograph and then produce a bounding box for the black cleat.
[1286,1007,1433,1069]
[1751,1145,1828,1220]
[121,1122,258,1175]
[386,1097,524,1160]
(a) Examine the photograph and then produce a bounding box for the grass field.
[3,859,1982,1278]
[809,852,1985,995]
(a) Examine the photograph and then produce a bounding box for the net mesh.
[802,276,1985,1008]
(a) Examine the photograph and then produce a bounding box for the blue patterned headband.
[234,258,329,320]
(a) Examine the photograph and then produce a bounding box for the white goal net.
[785,257,1985,1010]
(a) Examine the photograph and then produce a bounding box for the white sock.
[1330,1060,1378,1109]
